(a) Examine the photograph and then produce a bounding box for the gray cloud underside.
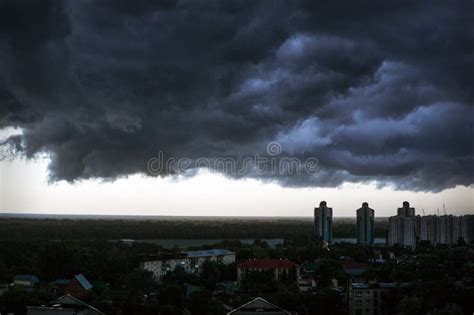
[0,0,473,191]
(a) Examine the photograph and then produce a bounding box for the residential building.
[388,201,417,247]
[64,274,93,299]
[356,202,375,245]
[348,282,397,315]
[48,279,71,295]
[186,249,236,272]
[227,297,291,315]
[140,252,191,282]
[314,201,333,243]
[437,215,454,245]
[419,215,438,245]
[237,259,298,283]
[140,249,236,282]
[298,261,317,292]
[13,274,39,292]
[460,215,474,243]
[27,294,104,315]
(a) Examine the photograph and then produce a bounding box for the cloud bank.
[0,0,473,191]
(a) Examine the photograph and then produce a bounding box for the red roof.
[239,259,296,269]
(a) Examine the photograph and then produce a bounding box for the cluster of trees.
[0,217,387,240]
[0,219,473,314]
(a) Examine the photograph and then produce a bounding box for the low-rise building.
[237,259,298,283]
[140,252,191,282]
[141,249,236,282]
[64,274,93,299]
[186,249,236,272]
[348,282,397,315]
[13,274,39,292]
[297,261,317,292]
[27,294,104,315]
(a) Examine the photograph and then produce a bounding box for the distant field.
[0,215,388,241]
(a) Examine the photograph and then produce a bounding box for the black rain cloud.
[0,0,473,192]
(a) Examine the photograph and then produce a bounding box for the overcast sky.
[0,1,473,216]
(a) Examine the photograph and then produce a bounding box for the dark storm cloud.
[0,0,473,191]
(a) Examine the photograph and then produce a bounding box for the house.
[13,274,39,292]
[237,259,298,283]
[186,249,236,272]
[228,297,291,315]
[27,294,104,315]
[64,274,93,298]
[48,279,71,295]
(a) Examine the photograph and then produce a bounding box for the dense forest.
[0,217,388,241]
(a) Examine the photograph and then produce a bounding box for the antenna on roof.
[443,204,447,215]
[421,208,425,216]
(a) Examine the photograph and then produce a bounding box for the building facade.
[314,201,333,243]
[460,215,474,243]
[348,282,397,315]
[356,202,375,245]
[186,249,236,273]
[141,249,236,282]
[388,201,417,247]
[419,215,438,245]
[237,259,298,283]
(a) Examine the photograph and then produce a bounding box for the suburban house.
[64,274,93,298]
[140,249,236,282]
[228,297,291,315]
[13,274,39,292]
[27,294,104,315]
[237,259,298,283]
[48,278,71,295]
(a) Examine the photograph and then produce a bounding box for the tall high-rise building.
[419,215,438,245]
[460,215,474,243]
[388,201,417,247]
[356,202,374,245]
[437,215,454,245]
[314,201,333,243]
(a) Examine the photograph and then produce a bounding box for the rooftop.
[14,274,39,283]
[239,259,296,269]
[186,249,235,258]
[228,297,291,315]
[74,274,93,290]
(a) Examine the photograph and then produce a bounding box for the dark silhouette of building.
[388,201,417,247]
[314,201,333,243]
[356,202,375,245]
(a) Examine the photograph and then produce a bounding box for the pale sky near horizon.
[1,128,473,217]
[1,158,473,217]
